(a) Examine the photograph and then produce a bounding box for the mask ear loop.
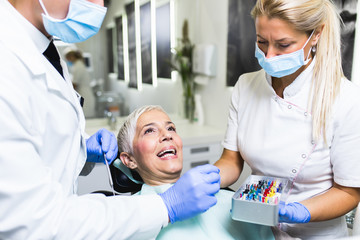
[38,0,50,16]
[304,30,315,65]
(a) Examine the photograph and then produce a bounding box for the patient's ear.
[119,152,138,169]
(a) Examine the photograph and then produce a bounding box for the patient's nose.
[161,132,172,141]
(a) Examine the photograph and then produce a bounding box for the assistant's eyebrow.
[256,34,265,40]
[275,38,294,42]
[256,34,293,42]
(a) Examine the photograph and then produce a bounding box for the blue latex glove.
[86,128,118,164]
[159,164,220,223]
[279,201,311,223]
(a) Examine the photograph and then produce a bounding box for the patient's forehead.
[136,110,171,129]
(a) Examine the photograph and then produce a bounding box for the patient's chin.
[168,163,182,174]
[165,168,182,178]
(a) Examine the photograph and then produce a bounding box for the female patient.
[115,105,274,240]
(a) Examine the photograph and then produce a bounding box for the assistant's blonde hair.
[251,0,344,142]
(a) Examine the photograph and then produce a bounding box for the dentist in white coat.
[0,0,221,239]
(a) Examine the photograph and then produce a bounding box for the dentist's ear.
[119,152,138,169]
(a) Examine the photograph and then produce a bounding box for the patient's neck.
[143,175,180,186]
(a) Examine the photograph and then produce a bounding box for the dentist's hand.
[279,201,311,223]
[86,128,118,164]
[159,164,220,223]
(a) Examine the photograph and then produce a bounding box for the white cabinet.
[182,142,222,174]
[175,121,224,174]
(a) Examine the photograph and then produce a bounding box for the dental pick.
[104,153,116,196]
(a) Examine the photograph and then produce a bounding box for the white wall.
[191,0,232,128]
[76,24,107,86]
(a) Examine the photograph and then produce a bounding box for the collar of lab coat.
[0,0,47,76]
[0,0,84,118]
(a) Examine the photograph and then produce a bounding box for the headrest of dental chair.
[110,161,142,193]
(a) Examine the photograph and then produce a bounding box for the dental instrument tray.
[231,175,290,226]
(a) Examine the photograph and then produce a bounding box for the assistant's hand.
[279,201,311,223]
[86,128,118,164]
[159,164,220,223]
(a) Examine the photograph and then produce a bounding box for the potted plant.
[170,20,196,122]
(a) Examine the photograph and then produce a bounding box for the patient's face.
[132,110,183,185]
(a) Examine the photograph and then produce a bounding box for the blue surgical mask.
[255,30,314,78]
[39,0,107,43]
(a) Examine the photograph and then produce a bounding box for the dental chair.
[93,160,235,196]
[92,161,142,196]
[109,161,142,194]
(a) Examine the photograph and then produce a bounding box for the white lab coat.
[0,1,167,239]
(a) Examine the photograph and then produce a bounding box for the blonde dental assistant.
[0,0,220,239]
[215,0,360,239]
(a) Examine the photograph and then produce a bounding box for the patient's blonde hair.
[251,0,344,142]
[117,105,165,155]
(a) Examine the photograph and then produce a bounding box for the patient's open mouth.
[157,148,177,158]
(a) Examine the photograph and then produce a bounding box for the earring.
[311,45,316,53]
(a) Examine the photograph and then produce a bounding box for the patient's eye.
[144,128,155,134]
[168,126,176,132]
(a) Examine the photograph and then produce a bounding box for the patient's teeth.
[157,149,176,157]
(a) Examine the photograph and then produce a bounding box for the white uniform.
[223,60,360,239]
[71,60,96,118]
[0,1,167,239]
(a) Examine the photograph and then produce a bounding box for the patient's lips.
[157,147,177,159]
